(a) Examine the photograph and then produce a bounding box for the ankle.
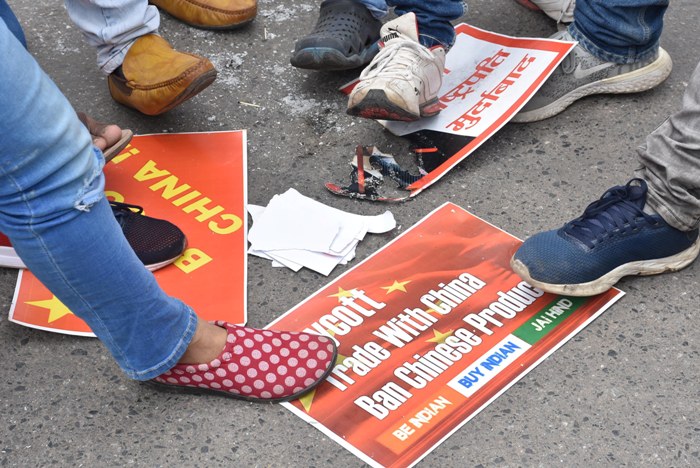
[178,319,227,364]
[111,65,126,79]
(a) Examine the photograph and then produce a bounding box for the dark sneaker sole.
[512,48,673,123]
[290,45,378,71]
[510,236,700,296]
[347,89,440,122]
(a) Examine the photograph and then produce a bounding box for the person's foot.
[108,34,217,116]
[0,202,187,271]
[346,13,445,122]
[290,0,381,71]
[511,30,672,123]
[110,201,188,271]
[153,321,338,402]
[150,0,256,30]
[514,0,575,23]
[178,318,228,364]
[76,112,133,161]
[511,179,700,296]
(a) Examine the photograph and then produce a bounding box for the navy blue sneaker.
[290,0,381,71]
[511,179,700,296]
[110,201,188,272]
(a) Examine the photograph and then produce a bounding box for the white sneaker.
[0,232,25,269]
[346,12,445,122]
[517,0,575,23]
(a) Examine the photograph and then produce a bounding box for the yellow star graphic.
[426,329,453,344]
[298,388,317,412]
[328,287,354,300]
[381,280,411,294]
[26,296,73,323]
[299,352,347,413]
[425,299,446,316]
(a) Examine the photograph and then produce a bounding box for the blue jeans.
[356,0,465,49]
[0,15,196,380]
[0,0,25,47]
[64,0,159,74]
[571,0,668,64]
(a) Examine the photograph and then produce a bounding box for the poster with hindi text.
[9,131,248,336]
[331,25,576,201]
[267,203,623,467]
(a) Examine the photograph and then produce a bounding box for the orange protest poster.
[9,131,248,336]
[268,203,623,468]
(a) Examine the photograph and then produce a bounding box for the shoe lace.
[110,201,144,225]
[561,0,576,18]
[549,0,575,22]
[563,179,658,249]
[550,30,577,72]
[360,40,435,80]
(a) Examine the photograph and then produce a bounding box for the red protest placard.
[9,131,248,336]
[268,203,623,468]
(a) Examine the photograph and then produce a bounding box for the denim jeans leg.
[571,0,668,64]
[634,60,700,232]
[64,0,160,74]
[0,0,26,47]
[354,0,389,19]
[0,18,196,380]
[355,0,464,49]
[388,0,464,49]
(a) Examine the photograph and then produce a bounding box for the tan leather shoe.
[151,0,257,29]
[108,34,217,116]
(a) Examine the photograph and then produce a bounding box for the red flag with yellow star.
[8,131,248,335]
[268,203,623,468]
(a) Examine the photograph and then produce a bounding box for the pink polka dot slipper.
[152,321,337,402]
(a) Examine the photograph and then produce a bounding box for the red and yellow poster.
[268,203,623,467]
[9,131,248,336]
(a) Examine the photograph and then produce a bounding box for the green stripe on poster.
[512,296,587,345]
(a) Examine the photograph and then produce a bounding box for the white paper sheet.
[247,189,395,275]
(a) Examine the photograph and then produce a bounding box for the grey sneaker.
[512,30,672,123]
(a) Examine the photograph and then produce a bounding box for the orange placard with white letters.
[9,131,247,336]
